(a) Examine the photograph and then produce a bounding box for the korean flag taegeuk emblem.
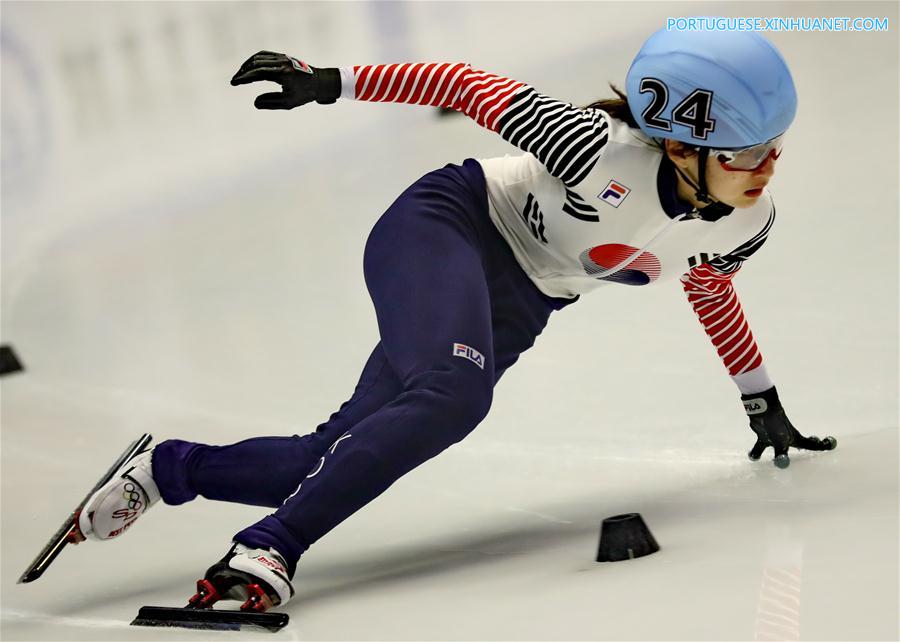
[599,180,631,208]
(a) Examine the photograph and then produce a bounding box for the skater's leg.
[152,343,403,508]
[234,167,499,570]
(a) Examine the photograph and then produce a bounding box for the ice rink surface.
[2,2,897,640]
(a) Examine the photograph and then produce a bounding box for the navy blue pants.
[152,160,576,573]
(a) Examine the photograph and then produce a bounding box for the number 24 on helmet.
[625,27,797,171]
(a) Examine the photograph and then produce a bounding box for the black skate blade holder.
[18,433,154,584]
[132,605,289,633]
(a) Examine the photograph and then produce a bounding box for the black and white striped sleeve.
[345,63,610,188]
[496,88,610,186]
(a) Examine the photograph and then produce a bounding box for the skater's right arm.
[231,52,608,187]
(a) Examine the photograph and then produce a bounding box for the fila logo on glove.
[743,399,768,415]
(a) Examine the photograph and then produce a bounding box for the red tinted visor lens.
[715,135,785,170]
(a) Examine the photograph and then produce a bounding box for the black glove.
[742,386,836,468]
[230,51,341,109]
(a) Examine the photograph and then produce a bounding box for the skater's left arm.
[681,209,836,468]
[229,52,607,186]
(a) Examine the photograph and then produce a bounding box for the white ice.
[2,2,897,641]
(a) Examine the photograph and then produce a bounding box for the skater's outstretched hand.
[742,386,836,468]
[231,51,341,109]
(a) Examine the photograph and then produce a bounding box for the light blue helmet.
[625,27,797,148]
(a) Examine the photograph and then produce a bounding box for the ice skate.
[19,433,152,583]
[74,448,160,542]
[130,541,294,632]
[189,542,295,613]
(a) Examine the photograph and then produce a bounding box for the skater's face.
[665,140,778,209]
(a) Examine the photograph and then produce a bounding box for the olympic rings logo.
[122,482,143,512]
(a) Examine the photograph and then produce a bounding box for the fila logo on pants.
[452,343,484,369]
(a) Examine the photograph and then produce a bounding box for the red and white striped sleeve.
[682,266,773,394]
[680,208,777,395]
[681,199,775,394]
[338,63,609,186]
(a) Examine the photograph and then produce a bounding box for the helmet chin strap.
[673,147,713,204]
[670,146,735,219]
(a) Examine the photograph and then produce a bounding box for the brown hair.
[585,84,638,128]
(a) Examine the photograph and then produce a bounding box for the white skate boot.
[189,543,295,612]
[76,449,160,541]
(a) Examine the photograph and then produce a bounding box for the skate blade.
[18,433,153,584]
[131,605,288,633]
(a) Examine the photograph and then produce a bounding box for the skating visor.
[712,133,785,171]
